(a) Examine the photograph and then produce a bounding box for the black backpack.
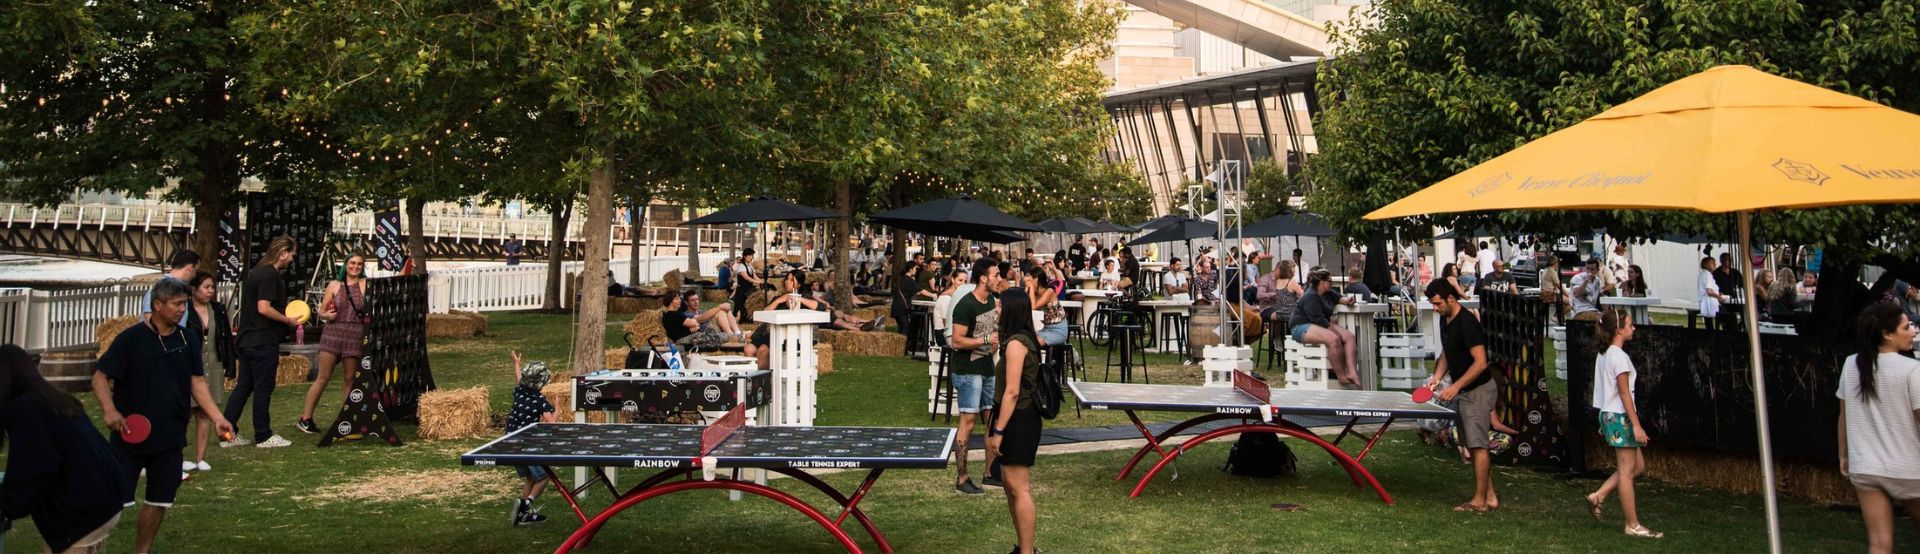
[1032,353,1063,420]
[1222,432,1295,478]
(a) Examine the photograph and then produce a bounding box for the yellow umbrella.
[1366,65,1920,553]
[1368,65,1920,218]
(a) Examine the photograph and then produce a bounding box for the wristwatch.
[992,427,1006,437]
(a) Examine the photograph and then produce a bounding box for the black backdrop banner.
[1566,322,1846,472]
[245,193,333,296]
[371,208,405,272]
[1479,291,1568,467]
[216,209,245,282]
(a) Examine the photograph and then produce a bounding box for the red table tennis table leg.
[772,468,895,553]
[1125,421,1395,505]
[555,478,866,554]
[1114,411,1242,481]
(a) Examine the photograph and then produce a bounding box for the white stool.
[927,347,953,415]
[1548,325,1568,380]
[1201,345,1253,388]
[1377,333,1427,390]
[1284,338,1331,390]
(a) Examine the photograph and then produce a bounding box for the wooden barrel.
[1188,309,1222,360]
[40,357,97,393]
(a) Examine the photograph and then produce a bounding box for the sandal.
[1624,525,1663,539]
[1585,494,1603,522]
[1452,502,1488,513]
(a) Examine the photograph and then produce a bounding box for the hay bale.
[622,310,666,343]
[609,297,645,314]
[426,313,482,337]
[540,381,572,413]
[95,315,140,358]
[276,355,311,385]
[814,343,834,374]
[663,269,685,292]
[635,296,663,311]
[450,310,488,335]
[745,290,770,314]
[851,308,885,322]
[604,347,633,369]
[701,289,731,303]
[417,386,491,440]
[817,329,905,357]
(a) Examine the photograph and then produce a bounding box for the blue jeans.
[1038,321,1069,346]
[952,373,996,414]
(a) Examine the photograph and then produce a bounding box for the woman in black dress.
[989,290,1043,554]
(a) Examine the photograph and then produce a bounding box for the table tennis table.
[1070,371,1456,504]
[461,404,954,553]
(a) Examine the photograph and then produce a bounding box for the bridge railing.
[0,282,240,354]
[377,252,729,314]
[4,202,748,251]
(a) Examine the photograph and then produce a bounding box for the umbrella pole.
[1738,211,1781,554]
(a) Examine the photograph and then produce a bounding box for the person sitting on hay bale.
[750,271,853,370]
[502,351,556,526]
[662,290,753,357]
[810,270,884,331]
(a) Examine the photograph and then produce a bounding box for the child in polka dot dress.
[504,351,556,526]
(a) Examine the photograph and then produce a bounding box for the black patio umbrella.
[1126,218,1218,246]
[1128,214,1185,233]
[1085,220,1134,234]
[869,194,1043,237]
[1035,217,1099,234]
[1237,212,1336,239]
[682,196,839,226]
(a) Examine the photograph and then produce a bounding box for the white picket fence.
[381,253,732,314]
[1,282,239,353]
[0,254,727,352]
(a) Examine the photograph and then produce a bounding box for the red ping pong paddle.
[1410,386,1435,404]
[121,414,152,444]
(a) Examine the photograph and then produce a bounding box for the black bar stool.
[1105,316,1149,384]
[1158,311,1188,353]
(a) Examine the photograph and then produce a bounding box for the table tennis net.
[700,403,748,457]
[1233,370,1270,404]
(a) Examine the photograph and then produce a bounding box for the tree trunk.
[572,161,616,374]
[542,196,573,311]
[686,206,703,278]
[404,196,428,269]
[191,163,229,277]
[833,181,854,312]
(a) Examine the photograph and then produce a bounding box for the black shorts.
[116,443,184,507]
[997,407,1043,467]
[750,325,770,347]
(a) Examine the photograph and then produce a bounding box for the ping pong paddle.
[121,414,152,444]
[1411,386,1435,404]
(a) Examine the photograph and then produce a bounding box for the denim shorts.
[1038,321,1069,346]
[952,373,996,414]
[1290,323,1312,343]
[515,464,549,482]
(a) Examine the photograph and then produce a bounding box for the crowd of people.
[8,227,1920,553]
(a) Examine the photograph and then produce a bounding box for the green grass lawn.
[5,311,1905,552]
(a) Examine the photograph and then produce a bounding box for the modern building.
[1098,0,1369,216]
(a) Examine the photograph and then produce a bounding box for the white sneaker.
[183,461,197,472]
[255,435,293,448]
[196,461,212,471]
[220,437,254,448]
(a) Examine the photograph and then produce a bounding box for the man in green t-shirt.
[947,259,1001,495]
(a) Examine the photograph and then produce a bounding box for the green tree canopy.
[1308,0,1920,334]
[0,1,335,263]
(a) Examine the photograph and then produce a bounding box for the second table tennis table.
[1070,371,1457,504]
